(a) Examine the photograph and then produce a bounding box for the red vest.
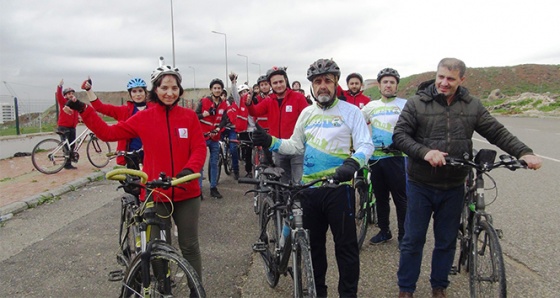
[198,97,228,141]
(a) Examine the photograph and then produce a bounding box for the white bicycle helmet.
[150,57,182,84]
[237,84,250,94]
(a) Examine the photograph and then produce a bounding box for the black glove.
[65,99,87,113]
[252,123,272,148]
[333,158,360,182]
[176,168,194,178]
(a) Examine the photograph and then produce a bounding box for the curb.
[0,168,111,223]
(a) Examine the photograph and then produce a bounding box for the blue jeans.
[199,139,220,189]
[397,180,464,292]
[222,129,239,174]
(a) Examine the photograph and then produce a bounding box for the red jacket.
[342,90,370,109]
[90,99,154,165]
[234,96,250,133]
[80,103,207,202]
[247,89,308,139]
[196,97,228,141]
[56,86,79,128]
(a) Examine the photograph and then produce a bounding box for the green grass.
[538,101,560,112]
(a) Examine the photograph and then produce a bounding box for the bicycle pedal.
[252,242,267,252]
[108,269,124,282]
[449,266,458,275]
[495,229,504,239]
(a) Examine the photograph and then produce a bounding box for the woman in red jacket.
[82,77,152,169]
[66,63,207,284]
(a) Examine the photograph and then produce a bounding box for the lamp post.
[252,62,261,75]
[170,0,176,67]
[211,31,229,88]
[237,54,249,84]
[188,66,196,90]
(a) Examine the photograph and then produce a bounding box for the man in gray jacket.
[393,57,542,298]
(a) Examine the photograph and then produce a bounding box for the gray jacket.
[392,82,533,189]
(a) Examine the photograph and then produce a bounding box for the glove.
[81,77,92,91]
[177,168,194,178]
[333,158,360,182]
[252,123,272,148]
[65,99,87,113]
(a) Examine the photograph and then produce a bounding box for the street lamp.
[170,0,176,67]
[252,62,261,75]
[211,31,229,88]
[188,66,196,90]
[237,54,249,84]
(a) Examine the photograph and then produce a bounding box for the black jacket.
[392,82,533,189]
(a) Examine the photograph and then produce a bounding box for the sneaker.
[399,291,414,298]
[64,165,78,170]
[245,172,253,178]
[210,187,223,199]
[432,288,446,298]
[369,231,393,244]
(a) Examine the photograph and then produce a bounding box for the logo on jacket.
[178,128,188,138]
[286,105,293,112]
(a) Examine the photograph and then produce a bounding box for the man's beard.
[317,94,333,103]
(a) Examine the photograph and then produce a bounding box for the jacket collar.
[417,81,472,105]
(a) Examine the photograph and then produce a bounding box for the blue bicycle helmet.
[127,77,147,90]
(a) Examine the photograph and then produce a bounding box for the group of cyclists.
[59,56,542,298]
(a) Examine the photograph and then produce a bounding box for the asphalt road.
[0,116,558,297]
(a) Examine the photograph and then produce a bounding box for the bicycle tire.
[121,243,206,298]
[224,142,233,175]
[367,184,377,225]
[86,136,111,168]
[355,184,370,250]
[31,138,68,174]
[293,234,317,298]
[117,194,140,267]
[469,219,506,298]
[258,196,281,288]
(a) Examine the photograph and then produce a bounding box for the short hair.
[437,58,466,77]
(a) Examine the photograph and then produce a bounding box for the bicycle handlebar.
[105,168,201,187]
[106,149,144,158]
[445,154,527,172]
[238,176,338,190]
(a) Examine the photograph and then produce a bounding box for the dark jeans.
[397,180,464,292]
[238,132,253,174]
[57,126,76,166]
[199,140,220,188]
[369,157,408,239]
[301,185,359,297]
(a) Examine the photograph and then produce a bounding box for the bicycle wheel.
[86,136,111,168]
[31,138,68,174]
[224,143,233,175]
[293,233,316,298]
[117,194,140,267]
[258,197,280,287]
[469,219,506,298]
[121,243,206,298]
[355,183,370,250]
[367,185,377,225]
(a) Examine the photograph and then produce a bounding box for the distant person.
[291,80,301,90]
[393,57,543,298]
[82,77,151,169]
[343,73,370,109]
[221,88,240,180]
[55,79,79,170]
[196,78,229,199]
[65,62,207,287]
[361,68,407,246]
[229,72,256,177]
[246,66,309,184]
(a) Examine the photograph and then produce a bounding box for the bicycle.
[105,168,206,298]
[31,127,111,174]
[240,172,337,297]
[237,133,269,214]
[353,165,375,250]
[447,149,527,298]
[221,128,236,176]
[106,149,144,171]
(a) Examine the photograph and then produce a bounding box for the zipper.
[165,107,175,201]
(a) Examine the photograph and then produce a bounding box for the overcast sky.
[1,0,559,108]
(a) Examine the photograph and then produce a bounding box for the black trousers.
[58,126,76,166]
[300,185,359,297]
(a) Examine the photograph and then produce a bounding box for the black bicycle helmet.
[377,68,400,83]
[346,72,363,84]
[63,88,75,95]
[306,58,341,81]
[265,66,288,82]
[209,78,224,89]
[257,75,268,84]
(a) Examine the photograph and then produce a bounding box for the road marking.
[473,137,559,163]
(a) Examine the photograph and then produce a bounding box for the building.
[1,102,16,124]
